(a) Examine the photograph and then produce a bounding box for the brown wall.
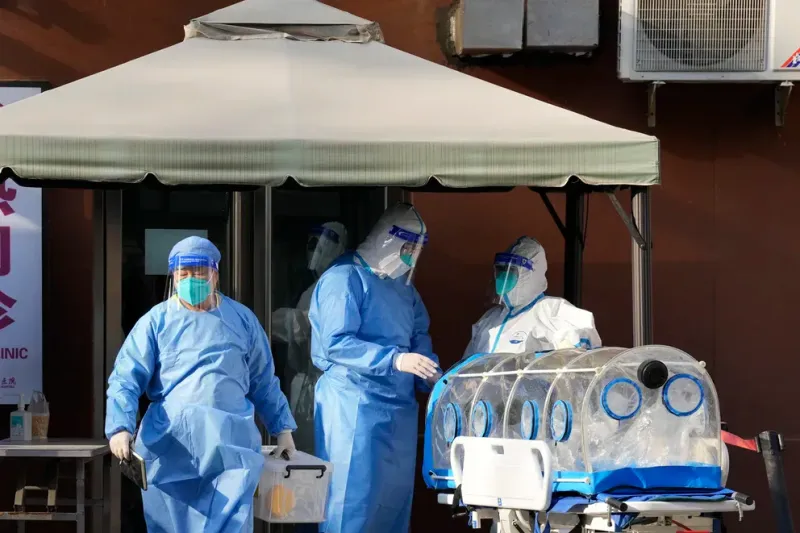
[2,0,799,532]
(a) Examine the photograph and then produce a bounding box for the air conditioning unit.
[448,0,599,56]
[618,0,800,125]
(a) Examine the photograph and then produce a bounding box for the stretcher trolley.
[422,346,791,533]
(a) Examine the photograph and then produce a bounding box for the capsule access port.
[637,359,669,389]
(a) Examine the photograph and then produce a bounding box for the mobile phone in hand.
[120,451,148,491]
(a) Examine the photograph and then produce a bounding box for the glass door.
[262,187,394,533]
[268,187,387,442]
[120,188,231,336]
[112,185,396,533]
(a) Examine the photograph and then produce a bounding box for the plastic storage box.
[254,446,333,523]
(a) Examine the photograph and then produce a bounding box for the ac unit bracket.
[647,81,665,129]
[775,81,793,127]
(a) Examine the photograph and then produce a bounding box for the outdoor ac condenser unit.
[617,0,800,125]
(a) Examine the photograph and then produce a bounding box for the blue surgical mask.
[400,253,414,267]
[495,272,518,296]
[177,278,212,306]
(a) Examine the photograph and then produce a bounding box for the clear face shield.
[376,225,428,285]
[307,225,342,275]
[493,252,534,301]
[166,253,220,311]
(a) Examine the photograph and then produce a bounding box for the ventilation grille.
[634,0,769,72]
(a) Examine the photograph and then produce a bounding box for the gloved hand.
[109,431,132,461]
[425,369,444,388]
[395,353,439,380]
[271,431,296,460]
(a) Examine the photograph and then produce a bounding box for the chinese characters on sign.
[0,85,44,404]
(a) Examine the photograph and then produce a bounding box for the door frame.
[92,190,122,533]
[94,186,403,532]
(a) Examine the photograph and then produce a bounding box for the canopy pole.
[91,191,107,533]
[631,187,653,346]
[103,190,123,533]
[564,188,585,307]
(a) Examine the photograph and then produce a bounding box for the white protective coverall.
[271,222,347,452]
[463,237,602,359]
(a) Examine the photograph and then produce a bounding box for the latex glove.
[109,431,132,461]
[395,353,439,380]
[271,431,296,460]
[425,369,444,388]
[270,308,292,343]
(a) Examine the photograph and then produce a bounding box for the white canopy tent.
[0,0,658,345]
[0,0,658,188]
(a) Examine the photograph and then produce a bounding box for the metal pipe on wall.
[631,186,653,346]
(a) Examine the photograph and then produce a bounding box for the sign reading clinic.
[0,84,45,404]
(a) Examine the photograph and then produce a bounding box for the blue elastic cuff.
[391,350,403,373]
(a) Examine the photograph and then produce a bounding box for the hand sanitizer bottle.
[9,394,32,441]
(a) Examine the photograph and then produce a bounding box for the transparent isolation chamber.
[423,346,723,494]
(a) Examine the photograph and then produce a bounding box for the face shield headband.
[310,226,341,245]
[168,254,219,273]
[308,225,343,274]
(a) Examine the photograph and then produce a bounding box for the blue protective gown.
[105,295,297,533]
[309,254,438,533]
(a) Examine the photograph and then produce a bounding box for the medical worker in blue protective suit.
[105,236,297,533]
[309,203,441,533]
[463,237,602,358]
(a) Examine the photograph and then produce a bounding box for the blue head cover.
[168,237,221,272]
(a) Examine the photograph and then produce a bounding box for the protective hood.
[355,203,428,280]
[495,237,548,310]
[308,221,347,276]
